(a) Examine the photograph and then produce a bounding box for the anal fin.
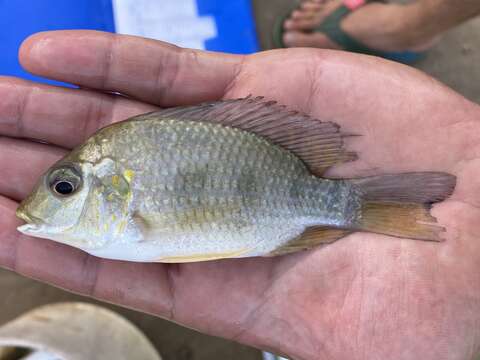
[268,227,351,256]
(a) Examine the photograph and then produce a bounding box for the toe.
[284,0,347,31]
[283,31,341,49]
[284,18,319,31]
[306,0,330,5]
[291,9,316,20]
[300,1,322,11]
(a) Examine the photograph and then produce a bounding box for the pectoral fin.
[268,226,351,256]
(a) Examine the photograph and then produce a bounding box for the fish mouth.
[16,209,44,234]
[17,223,44,235]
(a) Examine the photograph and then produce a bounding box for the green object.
[314,0,386,56]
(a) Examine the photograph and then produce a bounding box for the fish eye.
[53,181,75,195]
[47,165,82,197]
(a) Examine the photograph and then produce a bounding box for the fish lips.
[16,210,46,235]
[17,223,44,235]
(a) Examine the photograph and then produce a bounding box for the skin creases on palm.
[0,31,480,360]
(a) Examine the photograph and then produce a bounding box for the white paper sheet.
[112,0,217,49]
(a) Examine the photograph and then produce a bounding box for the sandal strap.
[314,0,386,56]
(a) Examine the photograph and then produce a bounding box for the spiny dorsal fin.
[142,96,357,175]
[268,227,351,256]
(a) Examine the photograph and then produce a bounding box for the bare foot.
[283,0,437,52]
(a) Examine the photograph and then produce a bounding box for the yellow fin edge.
[156,248,250,263]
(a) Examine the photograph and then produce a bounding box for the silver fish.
[16,97,456,262]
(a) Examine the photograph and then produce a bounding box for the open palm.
[1,31,480,360]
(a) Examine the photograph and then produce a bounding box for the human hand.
[1,31,479,360]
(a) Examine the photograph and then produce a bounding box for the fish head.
[16,153,139,252]
[16,160,99,249]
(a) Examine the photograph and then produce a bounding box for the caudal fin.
[351,172,456,241]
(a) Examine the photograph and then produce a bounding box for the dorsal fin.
[141,96,357,175]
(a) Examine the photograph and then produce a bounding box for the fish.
[16,96,456,262]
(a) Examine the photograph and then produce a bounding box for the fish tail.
[350,172,456,241]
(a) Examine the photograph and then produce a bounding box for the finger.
[0,196,173,316]
[0,197,21,270]
[20,31,244,107]
[0,137,65,201]
[0,77,158,148]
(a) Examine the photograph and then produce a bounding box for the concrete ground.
[0,2,479,360]
[0,270,260,360]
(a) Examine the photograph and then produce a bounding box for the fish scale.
[89,119,338,255]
